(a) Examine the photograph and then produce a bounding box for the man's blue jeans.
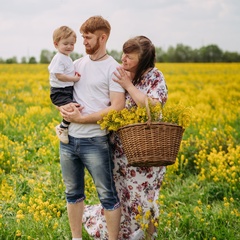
[60,134,120,210]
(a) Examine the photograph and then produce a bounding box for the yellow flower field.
[0,63,239,239]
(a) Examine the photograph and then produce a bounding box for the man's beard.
[85,37,100,55]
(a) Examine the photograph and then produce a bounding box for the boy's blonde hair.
[53,26,77,43]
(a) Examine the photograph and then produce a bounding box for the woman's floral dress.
[83,68,168,239]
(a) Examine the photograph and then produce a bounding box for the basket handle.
[145,97,152,126]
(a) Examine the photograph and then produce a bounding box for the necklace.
[90,53,107,61]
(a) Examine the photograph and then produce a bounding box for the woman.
[83,36,168,240]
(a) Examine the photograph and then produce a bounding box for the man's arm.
[60,91,125,124]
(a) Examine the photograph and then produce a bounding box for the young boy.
[48,26,80,144]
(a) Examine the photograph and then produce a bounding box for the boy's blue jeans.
[60,134,120,210]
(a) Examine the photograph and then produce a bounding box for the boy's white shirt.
[69,55,125,138]
[48,52,75,88]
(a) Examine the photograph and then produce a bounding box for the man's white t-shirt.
[48,52,75,88]
[69,55,125,138]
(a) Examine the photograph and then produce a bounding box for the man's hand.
[59,103,84,123]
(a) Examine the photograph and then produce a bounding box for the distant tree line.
[1,44,240,64]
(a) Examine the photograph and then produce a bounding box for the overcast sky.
[1,0,240,61]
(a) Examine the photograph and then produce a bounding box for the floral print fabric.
[83,68,168,239]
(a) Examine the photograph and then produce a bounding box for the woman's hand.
[113,67,133,90]
[58,103,84,123]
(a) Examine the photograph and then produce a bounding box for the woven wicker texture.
[118,122,184,167]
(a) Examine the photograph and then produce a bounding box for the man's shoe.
[130,229,144,240]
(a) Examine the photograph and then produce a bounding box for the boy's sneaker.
[55,125,69,144]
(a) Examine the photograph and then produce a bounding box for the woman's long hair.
[122,36,156,85]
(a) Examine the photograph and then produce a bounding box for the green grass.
[157,175,240,240]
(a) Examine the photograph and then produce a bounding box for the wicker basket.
[117,99,185,167]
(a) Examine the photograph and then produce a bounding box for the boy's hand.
[73,72,81,82]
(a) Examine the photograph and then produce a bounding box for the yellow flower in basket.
[98,100,192,131]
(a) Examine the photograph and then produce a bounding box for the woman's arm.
[113,67,164,106]
[113,67,146,106]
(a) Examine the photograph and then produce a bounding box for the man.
[59,16,125,240]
